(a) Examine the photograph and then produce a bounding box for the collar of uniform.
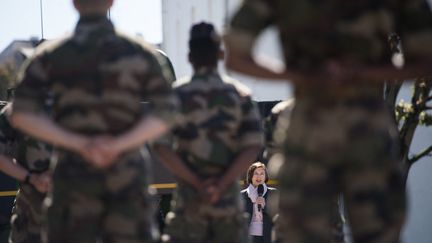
[74,15,114,40]
[191,67,220,81]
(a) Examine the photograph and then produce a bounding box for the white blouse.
[246,183,268,236]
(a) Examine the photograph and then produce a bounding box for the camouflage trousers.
[162,182,250,243]
[9,186,46,243]
[44,151,158,243]
[274,100,406,243]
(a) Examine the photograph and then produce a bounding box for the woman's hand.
[256,196,266,210]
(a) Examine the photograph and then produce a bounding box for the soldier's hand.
[30,172,52,193]
[205,184,222,205]
[87,136,121,168]
[72,136,97,164]
[203,178,222,205]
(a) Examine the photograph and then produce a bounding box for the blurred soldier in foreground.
[266,99,345,243]
[10,0,178,242]
[154,22,264,243]
[225,1,432,242]
[0,103,51,243]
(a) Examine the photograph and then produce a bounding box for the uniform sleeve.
[13,56,50,115]
[396,0,432,63]
[225,0,276,55]
[0,109,18,157]
[237,97,264,149]
[141,52,180,127]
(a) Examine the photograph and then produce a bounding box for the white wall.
[161,0,292,101]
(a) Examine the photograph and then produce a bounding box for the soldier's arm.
[10,112,89,156]
[0,154,29,184]
[320,1,432,82]
[224,0,296,81]
[225,48,306,82]
[153,144,202,192]
[94,116,169,168]
[0,154,50,192]
[209,145,262,204]
[390,0,432,80]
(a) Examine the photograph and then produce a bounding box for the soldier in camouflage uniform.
[153,22,264,243]
[266,99,345,243]
[0,104,51,243]
[10,0,178,242]
[225,1,432,242]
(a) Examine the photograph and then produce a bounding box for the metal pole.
[40,0,44,39]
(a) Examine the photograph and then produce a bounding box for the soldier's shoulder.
[116,31,159,57]
[31,35,73,58]
[221,75,252,98]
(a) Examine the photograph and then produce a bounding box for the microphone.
[257,184,264,212]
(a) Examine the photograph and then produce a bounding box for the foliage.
[385,79,432,174]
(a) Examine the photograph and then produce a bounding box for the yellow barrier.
[0,180,279,197]
[0,191,17,197]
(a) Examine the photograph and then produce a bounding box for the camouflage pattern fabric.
[13,16,178,243]
[45,150,158,243]
[0,105,51,243]
[274,99,405,243]
[159,69,264,243]
[164,182,250,243]
[227,0,432,73]
[267,100,345,243]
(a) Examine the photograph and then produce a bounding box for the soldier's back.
[15,18,172,136]
[172,69,257,176]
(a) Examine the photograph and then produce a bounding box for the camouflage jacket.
[0,104,51,174]
[13,16,178,136]
[160,69,264,178]
[227,0,432,72]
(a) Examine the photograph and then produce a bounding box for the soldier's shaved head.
[73,0,113,16]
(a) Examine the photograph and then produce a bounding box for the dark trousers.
[252,235,265,243]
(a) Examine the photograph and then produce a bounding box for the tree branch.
[408,145,432,166]
[399,80,432,166]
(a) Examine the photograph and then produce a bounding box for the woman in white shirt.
[241,162,277,243]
